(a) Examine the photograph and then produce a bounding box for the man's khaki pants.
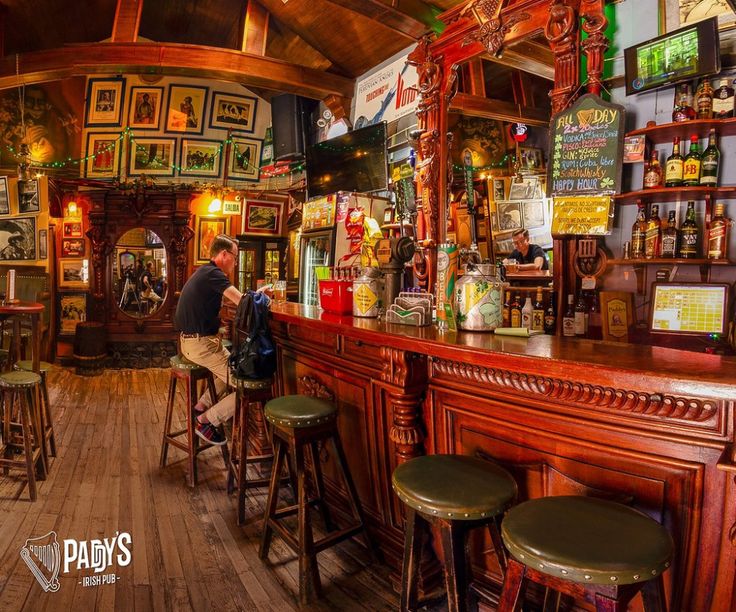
[180,335,234,426]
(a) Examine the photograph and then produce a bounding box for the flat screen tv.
[649,282,729,336]
[624,16,720,96]
[306,122,388,199]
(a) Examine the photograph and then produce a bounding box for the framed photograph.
[229,137,262,181]
[62,238,86,257]
[58,258,89,289]
[497,201,523,231]
[623,134,647,163]
[18,179,39,213]
[63,221,83,238]
[165,85,208,134]
[508,176,540,200]
[128,86,164,130]
[522,200,546,230]
[0,176,9,215]
[179,138,222,177]
[661,0,736,33]
[129,137,176,176]
[243,200,283,236]
[58,293,87,336]
[85,77,126,127]
[84,132,121,178]
[38,229,47,259]
[209,91,258,133]
[492,178,506,202]
[519,147,544,172]
[195,216,227,263]
[0,216,36,260]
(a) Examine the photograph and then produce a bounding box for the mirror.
[112,228,168,318]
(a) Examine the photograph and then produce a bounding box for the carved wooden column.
[545,0,581,114]
[85,191,110,323]
[580,0,609,97]
[171,192,194,296]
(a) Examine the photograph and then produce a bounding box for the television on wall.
[624,16,721,96]
[306,122,388,199]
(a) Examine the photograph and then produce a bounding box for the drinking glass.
[274,280,287,302]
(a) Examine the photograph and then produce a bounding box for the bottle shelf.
[608,258,732,266]
[614,186,736,205]
[626,117,736,144]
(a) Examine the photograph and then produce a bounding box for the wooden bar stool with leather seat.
[392,454,518,612]
[0,370,46,501]
[259,394,373,605]
[159,355,229,487]
[15,360,56,465]
[498,496,674,612]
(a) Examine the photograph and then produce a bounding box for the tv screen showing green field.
[636,27,699,90]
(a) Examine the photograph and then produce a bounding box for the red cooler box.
[318,280,353,315]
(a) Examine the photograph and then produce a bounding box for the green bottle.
[682,135,701,187]
[700,128,720,187]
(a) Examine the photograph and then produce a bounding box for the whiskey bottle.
[645,204,662,259]
[532,287,545,332]
[522,297,533,330]
[574,293,587,337]
[707,203,729,260]
[700,128,720,187]
[510,293,522,328]
[563,294,575,337]
[661,210,678,258]
[679,201,699,258]
[643,149,663,189]
[502,290,511,327]
[696,78,714,119]
[664,137,684,187]
[544,293,556,335]
[631,200,647,258]
[672,84,696,122]
[682,135,701,186]
[713,79,735,119]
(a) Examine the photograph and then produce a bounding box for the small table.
[0,301,43,373]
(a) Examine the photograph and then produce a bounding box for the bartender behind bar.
[505,228,549,271]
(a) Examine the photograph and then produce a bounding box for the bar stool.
[392,454,517,612]
[159,355,229,487]
[0,370,45,501]
[15,360,56,465]
[498,496,674,612]
[259,394,372,604]
[226,374,274,525]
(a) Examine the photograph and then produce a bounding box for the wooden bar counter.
[269,302,736,611]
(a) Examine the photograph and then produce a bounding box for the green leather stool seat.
[501,496,673,586]
[169,354,207,373]
[392,454,517,520]
[0,370,41,388]
[265,395,336,428]
[15,360,53,373]
[231,374,272,391]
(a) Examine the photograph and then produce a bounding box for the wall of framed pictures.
[0,175,52,269]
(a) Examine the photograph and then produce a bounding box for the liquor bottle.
[700,128,720,187]
[502,290,511,327]
[665,138,684,187]
[679,201,699,258]
[631,201,647,259]
[707,203,729,260]
[682,135,701,186]
[532,288,545,332]
[661,210,679,258]
[544,293,556,335]
[645,204,662,259]
[696,78,714,119]
[672,84,696,122]
[574,293,587,337]
[522,297,533,330]
[510,293,522,328]
[643,149,663,189]
[563,294,576,337]
[713,79,735,119]
[261,126,274,167]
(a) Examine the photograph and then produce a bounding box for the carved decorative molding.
[169,222,194,293]
[462,0,530,57]
[388,390,425,465]
[299,375,335,401]
[431,358,719,422]
[380,347,426,387]
[580,0,609,96]
[545,0,580,114]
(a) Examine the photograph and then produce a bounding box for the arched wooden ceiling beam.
[321,0,443,38]
[239,0,269,55]
[0,42,354,100]
[111,0,144,43]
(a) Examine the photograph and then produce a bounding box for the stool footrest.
[273,498,323,519]
[313,525,365,554]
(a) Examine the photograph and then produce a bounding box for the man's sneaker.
[195,421,226,446]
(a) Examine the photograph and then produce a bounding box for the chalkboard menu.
[548,94,625,197]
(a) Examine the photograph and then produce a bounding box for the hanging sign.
[551,195,613,235]
[223,198,241,215]
[462,151,474,212]
[548,94,625,196]
[509,123,528,143]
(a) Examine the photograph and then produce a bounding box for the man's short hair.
[210,234,236,258]
[512,228,529,240]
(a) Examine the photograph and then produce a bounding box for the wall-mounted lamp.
[208,196,222,213]
[67,200,78,217]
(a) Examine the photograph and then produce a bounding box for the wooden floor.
[0,367,407,612]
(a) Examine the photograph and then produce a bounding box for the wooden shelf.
[608,258,732,266]
[626,117,736,144]
[614,186,736,205]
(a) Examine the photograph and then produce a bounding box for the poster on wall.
[0,216,36,260]
[58,293,87,336]
[166,85,208,134]
[354,52,418,128]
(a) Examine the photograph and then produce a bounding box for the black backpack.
[228,290,277,380]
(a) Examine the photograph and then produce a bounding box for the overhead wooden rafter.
[111,0,143,43]
[321,0,443,38]
[239,0,270,55]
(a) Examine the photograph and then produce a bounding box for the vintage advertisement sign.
[551,195,613,235]
[354,53,418,128]
[548,94,625,196]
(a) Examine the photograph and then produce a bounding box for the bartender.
[506,228,549,271]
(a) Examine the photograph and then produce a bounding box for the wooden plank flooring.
[0,367,407,612]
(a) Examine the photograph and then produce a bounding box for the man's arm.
[518,258,544,271]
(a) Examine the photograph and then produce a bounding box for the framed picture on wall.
[165,85,208,134]
[129,137,176,176]
[58,293,87,336]
[0,216,36,260]
[63,221,83,238]
[209,91,258,133]
[0,176,9,215]
[179,138,222,177]
[18,179,39,213]
[195,216,227,263]
[229,137,262,182]
[243,200,283,236]
[38,229,47,259]
[491,178,505,202]
[660,0,736,33]
[85,77,126,127]
[85,133,121,178]
[128,86,164,130]
[58,258,89,289]
[497,201,523,231]
[62,238,85,257]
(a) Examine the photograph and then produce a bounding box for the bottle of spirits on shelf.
[645,204,662,259]
[682,135,702,186]
[661,210,679,258]
[643,149,663,189]
[574,293,587,337]
[672,84,696,122]
[700,128,720,187]
[522,296,533,330]
[631,200,647,258]
[707,203,729,260]
[679,201,699,258]
[696,78,714,119]
[563,294,575,337]
[502,290,511,327]
[713,79,735,119]
[544,293,557,335]
[532,287,545,332]
[510,293,522,328]
[665,137,684,187]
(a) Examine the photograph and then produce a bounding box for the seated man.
[139,261,163,304]
[506,228,549,271]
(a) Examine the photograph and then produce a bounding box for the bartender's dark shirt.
[174,262,231,334]
[509,244,549,270]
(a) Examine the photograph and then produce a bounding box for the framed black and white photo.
[229,137,262,181]
[0,176,9,215]
[128,86,164,131]
[0,216,36,260]
[85,77,126,127]
[165,85,208,134]
[179,138,222,177]
[492,178,505,202]
[522,200,546,230]
[209,91,258,133]
[129,137,176,176]
[661,0,736,33]
[58,293,87,336]
[38,228,47,259]
[58,258,89,289]
[18,179,39,213]
[496,201,523,231]
[508,176,540,201]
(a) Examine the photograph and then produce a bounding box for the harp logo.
[20,531,61,593]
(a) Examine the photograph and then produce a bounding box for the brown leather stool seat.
[498,496,674,611]
[392,454,517,612]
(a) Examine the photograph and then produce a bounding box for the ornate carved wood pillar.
[580,0,609,97]
[545,0,581,114]
[85,191,110,314]
[171,192,194,296]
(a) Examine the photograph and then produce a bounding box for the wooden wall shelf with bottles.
[626,117,736,144]
[607,257,731,266]
[614,186,736,206]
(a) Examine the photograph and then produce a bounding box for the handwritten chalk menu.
[549,94,625,196]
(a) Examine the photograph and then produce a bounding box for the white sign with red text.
[354,53,418,128]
